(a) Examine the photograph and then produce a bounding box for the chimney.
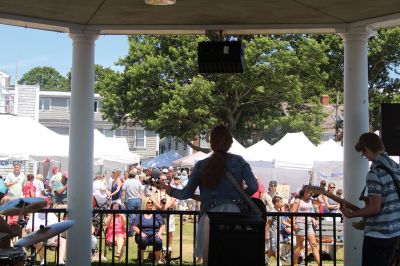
[320,95,329,105]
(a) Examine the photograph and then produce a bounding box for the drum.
[0,232,11,248]
[0,248,25,266]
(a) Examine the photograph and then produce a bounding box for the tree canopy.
[98,35,328,149]
[19,66,68,91]
[313,28,400,131]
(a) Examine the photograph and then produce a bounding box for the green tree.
[99,35,328,150]
[368,27,400,129]
[19,66,68,91]
[313,28,400,131]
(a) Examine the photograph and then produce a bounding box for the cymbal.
[0,197,48,216]
[14,220,75,248]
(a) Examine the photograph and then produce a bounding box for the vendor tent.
[312,139,344,186]
[194,138,247,163]
[273,132,316,170]
[0,115,139,170]
[172,151,206,168]
[243,140,274,166]
[270,132,316,192]
[0,114,66,160]
[142,150,182,168]
[243,140,275,188]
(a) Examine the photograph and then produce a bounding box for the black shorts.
[362,235,400,266]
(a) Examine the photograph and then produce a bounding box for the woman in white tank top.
[291,187,320,265]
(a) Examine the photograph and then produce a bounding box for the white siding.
[16,85,39,120]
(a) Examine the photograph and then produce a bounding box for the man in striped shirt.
[341,132,400,266]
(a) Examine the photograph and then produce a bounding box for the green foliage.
[99,35,328,149]
[368,27,400,129]
[19,66,68,91]
[313,28,400,131]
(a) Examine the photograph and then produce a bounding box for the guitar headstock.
[142,178,168,190]
[303,185,325,195]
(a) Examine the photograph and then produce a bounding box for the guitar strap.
[224,170,264,219]
[375,164,400,200]
[359,163,400,201]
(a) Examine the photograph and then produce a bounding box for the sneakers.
[157,259,165,265]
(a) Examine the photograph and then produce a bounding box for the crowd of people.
[90,165,198,264]
[0,128,398,266]
[0,152,344,265]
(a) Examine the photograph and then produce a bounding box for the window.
[135,129,145,148]
[66,99,70,112]
[39,98,51,111]
[94,101,99,112]
[103,129,115,137]
[183,143,187,150]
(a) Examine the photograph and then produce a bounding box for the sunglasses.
[147,202,153,205]
[329,186,335,189]
[269,185,276,187]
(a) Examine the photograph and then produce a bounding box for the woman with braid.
[164,125,259,259]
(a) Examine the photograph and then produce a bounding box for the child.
[265,195,284,265]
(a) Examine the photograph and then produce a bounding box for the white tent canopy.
[245,132,317,193]
[312,139,344,187]
[194,138,248,163]
[0,115,140,170]
[0,114,66,160]
[273,132,316,170]
[171,151,206,168]
[243,139,274,167]
[142,150,182,168]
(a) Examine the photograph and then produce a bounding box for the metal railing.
[22,209,343,266]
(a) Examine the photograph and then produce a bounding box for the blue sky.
[0,24,129,84]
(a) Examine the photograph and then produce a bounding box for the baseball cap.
[168,166,174,171]
[181,170,188,176]
[162,168,168,173]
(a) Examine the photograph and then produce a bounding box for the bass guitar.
[304,185,365,230]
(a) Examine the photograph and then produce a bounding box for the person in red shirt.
[22,174,36,198]
[105,202,126,261]
[251,176,265,199]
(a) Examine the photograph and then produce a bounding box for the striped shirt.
[365,153,400,238]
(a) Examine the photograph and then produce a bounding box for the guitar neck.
[323,192,360,211]
[144,180,201,202]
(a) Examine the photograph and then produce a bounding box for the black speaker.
[380,103,400,156]
[203,212,265,266]
[198,41,245,73]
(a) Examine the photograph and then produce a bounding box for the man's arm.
[4,175,15,188]
[340,195,382,218]
[56,184,67,195]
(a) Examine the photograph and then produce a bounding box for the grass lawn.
[37,215,199,265]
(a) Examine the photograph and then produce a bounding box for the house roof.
[0,0,399,35]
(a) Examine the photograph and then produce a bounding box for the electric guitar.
[304,185,365,230]
[142,178,267,221]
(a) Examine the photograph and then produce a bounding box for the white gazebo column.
[67,29,99,266]
[340,27,371,266]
